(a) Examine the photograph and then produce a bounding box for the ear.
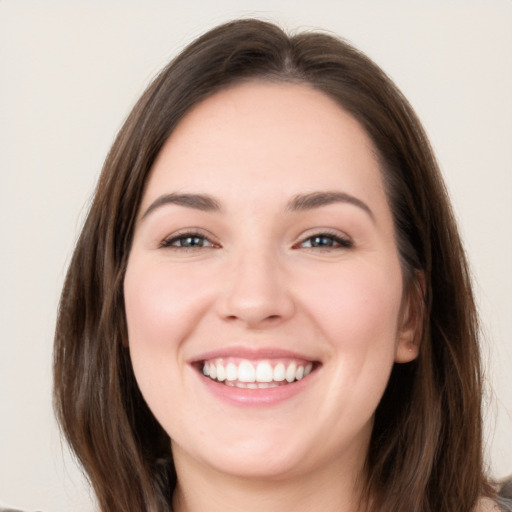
[394,271,425,363]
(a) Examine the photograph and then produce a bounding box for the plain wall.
[1,1,511,510]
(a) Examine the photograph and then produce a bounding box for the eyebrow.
[140,190,374,222]
[287,191,375,222]
[140,193,222,221]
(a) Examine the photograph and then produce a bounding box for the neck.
[171,446,368,512]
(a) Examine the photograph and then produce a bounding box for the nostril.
[223,313,282,324]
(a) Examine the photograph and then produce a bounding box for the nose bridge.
[218,238,294,327]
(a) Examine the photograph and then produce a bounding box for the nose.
[216,247,295,329]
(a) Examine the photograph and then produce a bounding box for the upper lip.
[189,345,318,364]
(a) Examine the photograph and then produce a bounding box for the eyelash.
[160,230,353,251]
[160,231,217,250]
[295,231,353,251]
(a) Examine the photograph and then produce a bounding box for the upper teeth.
[202,359,313,384]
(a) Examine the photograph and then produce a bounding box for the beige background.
[1,1,511,510]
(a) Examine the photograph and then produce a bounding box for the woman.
[53,19,511,512]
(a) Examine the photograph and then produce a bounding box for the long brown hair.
[54,19,492,511]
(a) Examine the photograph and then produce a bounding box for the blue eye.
[299,233,353,249]
[161,233,215,249]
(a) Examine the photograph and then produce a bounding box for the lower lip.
[196,371,316,406]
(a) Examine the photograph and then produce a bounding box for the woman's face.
[124,82,418,482]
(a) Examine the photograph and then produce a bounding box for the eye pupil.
[182,236,204,247]
[311,235,335,247]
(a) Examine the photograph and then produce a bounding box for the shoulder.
[476,476,512,512]
[497,475,512,512]
[475,497,503,512]
[500,477,512,500]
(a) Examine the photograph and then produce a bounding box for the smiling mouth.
[199,358,316,389]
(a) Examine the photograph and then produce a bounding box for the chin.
[171,431,319,481]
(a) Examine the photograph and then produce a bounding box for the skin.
[123,82,420,512]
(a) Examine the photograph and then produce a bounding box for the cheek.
[123,258,215,417]
[301,261,404,424]
[301,260,403,356]
[124,259,211,352]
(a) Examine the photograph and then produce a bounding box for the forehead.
[143,81,386,214]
